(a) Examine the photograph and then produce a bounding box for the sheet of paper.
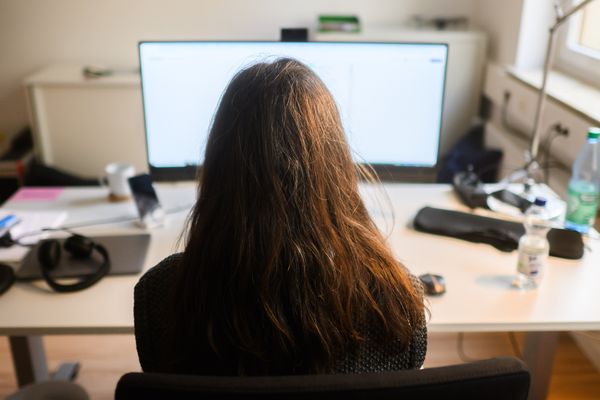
[0,210,67,262]
[11,187,64,202]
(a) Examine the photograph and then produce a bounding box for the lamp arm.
[529,31,555,161]
[529,0,597,162]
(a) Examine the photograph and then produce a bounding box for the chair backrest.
[115,356,529,400]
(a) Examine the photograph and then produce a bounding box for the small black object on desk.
[419,273,446,296]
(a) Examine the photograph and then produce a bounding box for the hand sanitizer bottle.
[513,197,550,289]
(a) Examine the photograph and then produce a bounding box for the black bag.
[413,206,584,260]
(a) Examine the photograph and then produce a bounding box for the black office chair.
[115,356,530,400]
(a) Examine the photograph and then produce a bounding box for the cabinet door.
[28,84,148,177]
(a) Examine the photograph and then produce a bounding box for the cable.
[500,92,571,181]
[57,203,192,230]
[542,124,570,183]
[543,132,561,183]
[500,91,527,138]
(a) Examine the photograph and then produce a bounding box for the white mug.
[103,162,135,199]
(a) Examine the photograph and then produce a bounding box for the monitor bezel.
[138,40,449,182]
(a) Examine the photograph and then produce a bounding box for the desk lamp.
[502,0,597,217]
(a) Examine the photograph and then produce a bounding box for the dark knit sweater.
[134,254,427,374]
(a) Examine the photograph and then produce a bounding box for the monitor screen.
[139,41,448,179]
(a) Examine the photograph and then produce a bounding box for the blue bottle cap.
[534,197,547,207]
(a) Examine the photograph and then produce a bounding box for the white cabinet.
[25,66,148,177]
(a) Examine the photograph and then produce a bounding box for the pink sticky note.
[11,187,64,202]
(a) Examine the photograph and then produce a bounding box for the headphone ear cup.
[37,235,110,293]
[38,240,61,270]
[64,234,94,258]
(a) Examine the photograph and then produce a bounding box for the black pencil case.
[413,206,584,260]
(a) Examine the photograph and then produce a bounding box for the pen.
[0,214,20,231]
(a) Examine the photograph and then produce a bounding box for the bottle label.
[517,249,545,277]
[565,184,599,226]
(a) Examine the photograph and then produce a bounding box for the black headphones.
[37,234,110,293]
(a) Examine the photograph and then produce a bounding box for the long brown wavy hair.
[172,58,424,375]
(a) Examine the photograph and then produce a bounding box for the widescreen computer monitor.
[139,41,448,180]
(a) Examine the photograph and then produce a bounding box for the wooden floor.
[1,332,600,399]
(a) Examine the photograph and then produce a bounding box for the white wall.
[514,0,554,69]
[472,0,524,64]
[0,0,476,141]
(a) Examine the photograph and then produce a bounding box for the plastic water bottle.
[513,197,550,289]
[565,127,600,233]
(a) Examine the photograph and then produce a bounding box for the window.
[570,1,600,56]
[556,0,600,87]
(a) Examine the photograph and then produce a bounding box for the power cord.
[501,91,569,153]
[501,91,571,183]
[542,123,570,183]
[501,91,524,136]
[59,203,192,231]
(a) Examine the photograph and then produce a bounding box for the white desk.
[2,183,599,399]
